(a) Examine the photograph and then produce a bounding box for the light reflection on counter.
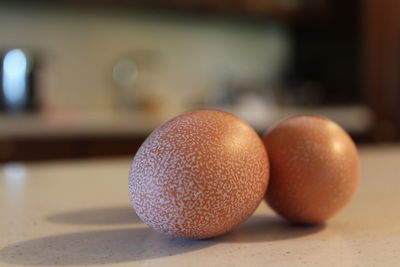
[3,162,27,194]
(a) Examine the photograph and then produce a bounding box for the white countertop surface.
[0,145,399,266]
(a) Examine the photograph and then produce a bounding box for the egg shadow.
[0,228,214,265]
[216,215,326,243]
[46,206,141,225]
[4,204,326,265]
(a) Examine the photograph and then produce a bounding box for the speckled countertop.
[0,145,399,267]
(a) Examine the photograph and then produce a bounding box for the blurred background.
[0,0,398,162]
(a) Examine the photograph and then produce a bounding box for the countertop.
[0,145,399,267]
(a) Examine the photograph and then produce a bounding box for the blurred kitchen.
[0,0,398,162]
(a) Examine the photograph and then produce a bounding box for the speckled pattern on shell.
[263,115,360,224]
[129,110,269,239]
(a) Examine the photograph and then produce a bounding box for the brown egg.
[263,115,360,224]
[129,110,269,239]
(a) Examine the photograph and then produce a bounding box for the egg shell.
[263,115,360,224]
[129,110,269,239]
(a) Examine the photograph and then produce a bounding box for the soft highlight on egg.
[129,110,269,239]
[263,115,360,224]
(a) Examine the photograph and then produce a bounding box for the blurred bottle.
[0,49,37,113]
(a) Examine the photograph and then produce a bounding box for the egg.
[129,110,269,239]
[263,115,360,224]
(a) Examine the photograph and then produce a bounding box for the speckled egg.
[263,115,360,224]
[129,110,269,239]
